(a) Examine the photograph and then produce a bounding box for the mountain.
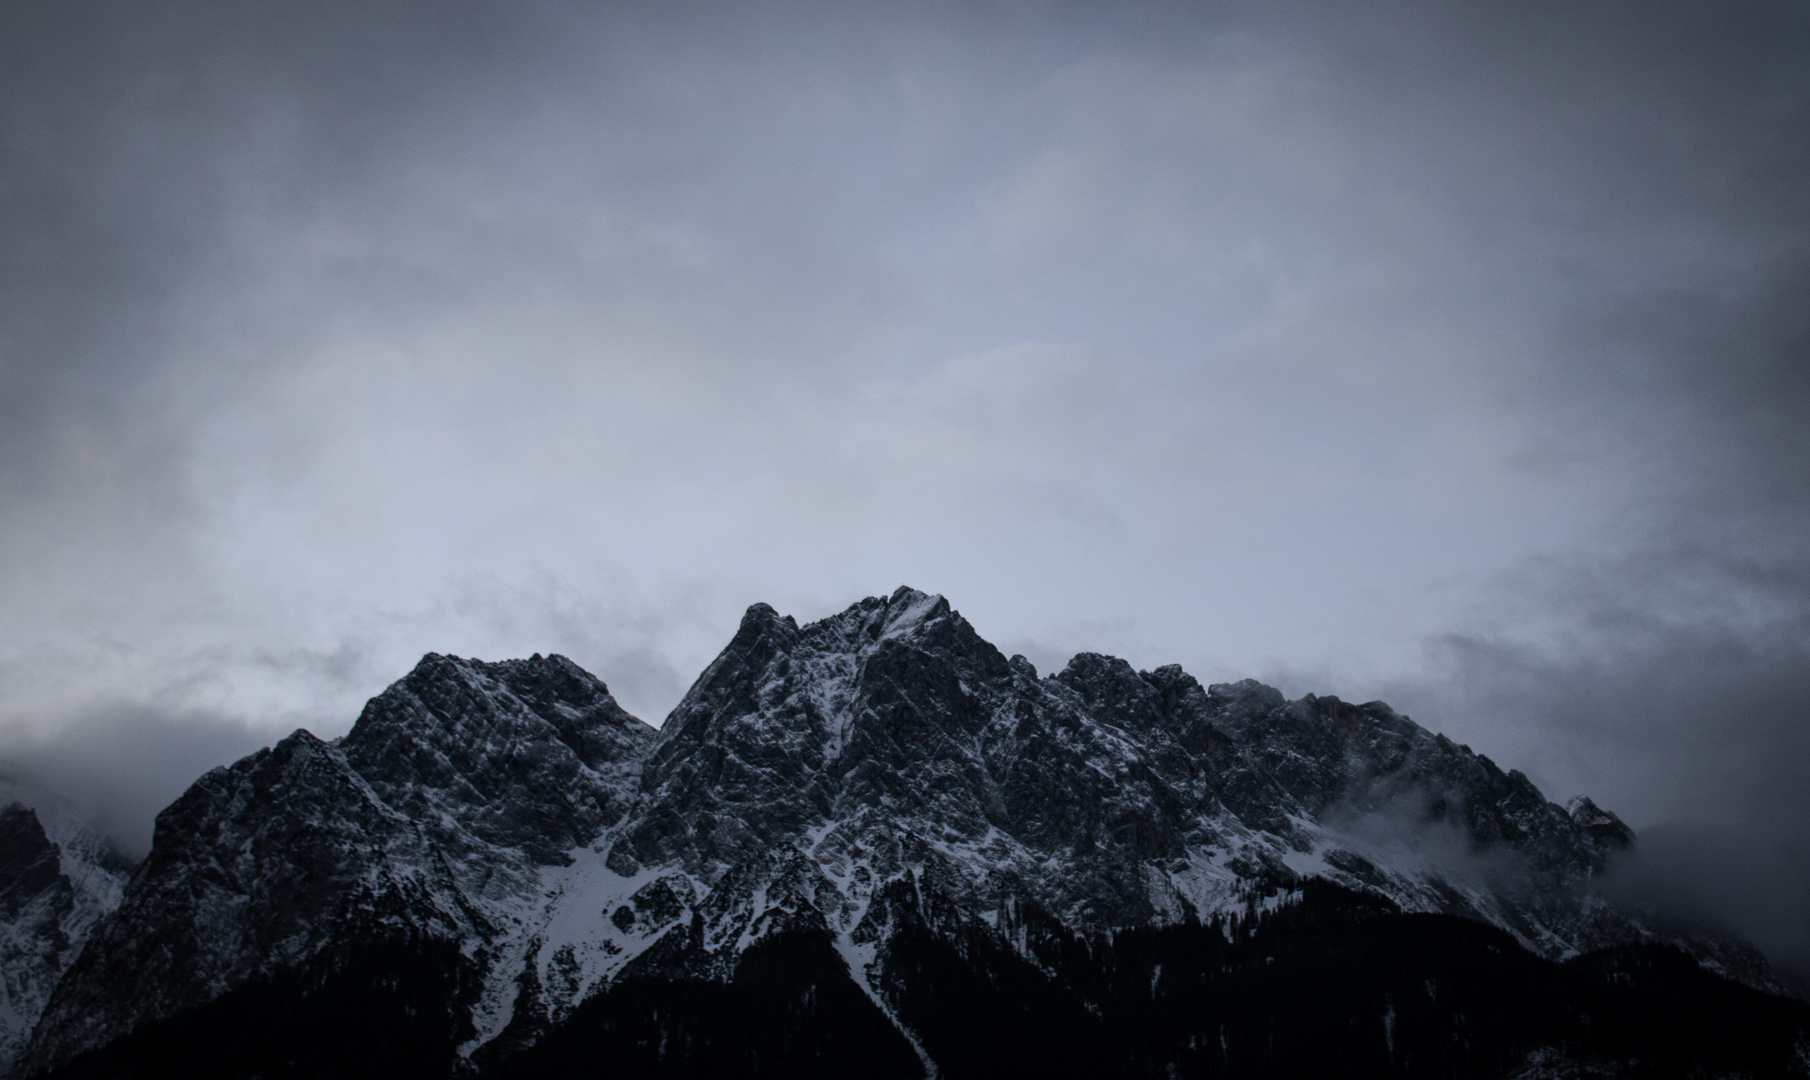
[0,805,132,1071]
[8,588,1809,1078]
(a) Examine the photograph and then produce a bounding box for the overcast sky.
[2,0,1806,970]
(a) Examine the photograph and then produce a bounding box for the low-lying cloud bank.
[0,704,271,858]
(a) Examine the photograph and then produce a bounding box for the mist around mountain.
[2,589,1806,1078]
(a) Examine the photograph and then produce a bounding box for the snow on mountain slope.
[21,653,656,1075]
[18,589,1695,1074]
[469,589,1651,1060]
[616,589,1630,936]
[0,805,132,1075]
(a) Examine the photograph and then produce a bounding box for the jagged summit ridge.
[14,588,1672,1077]
[19,653,657,1075]
[341,650,655,865]
[619,587,1015,876]
[608,588,1631,933]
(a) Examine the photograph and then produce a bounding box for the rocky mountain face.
[618,591,1633,945]
[7,589,1807,1078]
[0,806,131,1072]
[19,652,656,1076]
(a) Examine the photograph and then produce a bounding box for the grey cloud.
[1321,788,1537,902]
[1540,258,1810,539]
[1600,823,1810,994]
[0,703,271,858]
[1368,546,1810,983]
[429,570,717,725]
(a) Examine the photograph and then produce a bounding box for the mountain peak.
[339,650,655,866]
[0,802,134,1071]
[1568,795,1635,848]
[737,601,799,635]
[0,804,61,921]
[20,588,1776,1079]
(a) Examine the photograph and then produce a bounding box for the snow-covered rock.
[21,652,655,1075]
[18,589,1774,1077]
[0,805,131,1075]
[612,588,1633,946]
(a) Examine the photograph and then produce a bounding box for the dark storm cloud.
[0,702,270,858]
[0,0,511,593]
[1546,259,1810,540]
[1377,549,1810,981]
[1279,1,1810,979]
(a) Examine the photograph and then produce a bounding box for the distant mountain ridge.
[5,588,1806,1078]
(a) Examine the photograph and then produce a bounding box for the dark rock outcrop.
[0,805,131,1072]
[21,655,655,1076]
